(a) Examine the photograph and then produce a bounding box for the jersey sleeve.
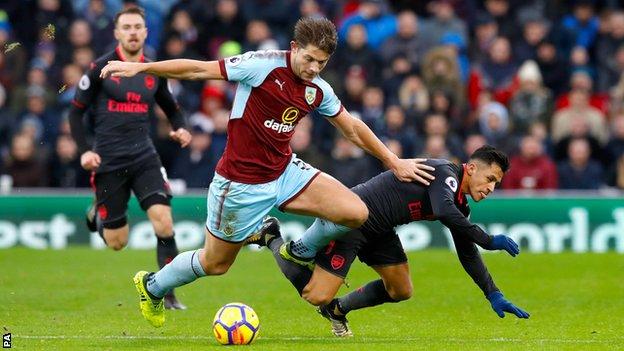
[428,165,493,249]
[314,77,343,117]
[72,62,103,109]
[450,229,499,296]
[154,77,186,130]
[218,51,285,87]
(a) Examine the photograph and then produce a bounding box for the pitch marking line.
[14,335,620,344]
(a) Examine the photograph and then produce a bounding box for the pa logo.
[445,176,458,192]
[3,333,11,348]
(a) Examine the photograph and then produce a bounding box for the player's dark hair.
[114,7,146,26]
[469,145,509,172]
[294,17,337,55]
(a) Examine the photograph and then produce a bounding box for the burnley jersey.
[71,47,184,172]
[217,50,344,184]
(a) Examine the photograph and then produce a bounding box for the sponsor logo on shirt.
[263,107,299,133]
[107,92,148,113]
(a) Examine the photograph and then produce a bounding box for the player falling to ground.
[99,17,434,327]
[248,146,530,337]
[68,7,191,310]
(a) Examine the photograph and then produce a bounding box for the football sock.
[156,233,179,269]
[293,218,351,258]
[146,249,206,298]
[269,237,312,295]
[336,279,397,314]
[156,234,179,297]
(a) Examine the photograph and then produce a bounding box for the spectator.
[203,0,247,58]
[242,19,279,52]
[380,10,427,70]
[553,116,603,163]
[49,133,89,187]
[0,84,14,153]
[551,89,608,145]
[329,136,371,188]
[360,86,384,131]
[462,133,487,161]
[558,137,604,189]
[502,135,558,190]
[289,117,326,170]
[596,11,624,84]
[330,23,382,91]
[478,101,515,154]
[3,133,48,187]
[535,39,569,96]
[420,0,467,49]
[421,113,464,160]
[396,74,429,123]
[468,37,519,107]
[509,60,553,135]
[605,114,624,165]
[483,0,517,40]
[514,16,550,63]
[338,0,398,51]
[380,105,418,157]
[469,12,498,64]
[560,0,599,52]
[171,126,217,189]
[421,47,465,112]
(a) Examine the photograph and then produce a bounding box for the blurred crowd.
[1,0,624,191]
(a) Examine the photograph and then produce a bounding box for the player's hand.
[80,151,101,171]
[490,234,520,257]
[487,291,530,319]
[388,158,435,184]
[169,128,192,147]
[99,60,144,79]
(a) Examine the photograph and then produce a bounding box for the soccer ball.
[212,302,260,345]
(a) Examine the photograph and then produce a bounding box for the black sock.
[268,237,312,295]
[156,234,179,269]
[336,279,397,314]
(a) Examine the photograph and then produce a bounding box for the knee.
[107,238,127,251]
[200,259,232,276]
[302,287,334,306]
[340,201,369,228]
[387,285,413,302]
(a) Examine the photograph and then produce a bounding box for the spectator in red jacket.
[502,135,558,190]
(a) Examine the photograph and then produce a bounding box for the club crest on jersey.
[305,86,317,105]
[144,75,155,89]
[445,176,458,192]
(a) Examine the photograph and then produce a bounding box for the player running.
[248,146,530,337]
[99,17,434,327]
[68,7,191,309]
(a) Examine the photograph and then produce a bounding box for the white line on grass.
[14,335,621,344]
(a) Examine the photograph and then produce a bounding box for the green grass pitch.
[1,248,622,350]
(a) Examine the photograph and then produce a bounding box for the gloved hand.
[487,291,530,319]
[490,235,520,257]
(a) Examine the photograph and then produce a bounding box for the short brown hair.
[294,17,337,55]
[114,7,146,26]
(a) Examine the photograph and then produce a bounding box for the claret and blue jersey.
[216,50,343,184]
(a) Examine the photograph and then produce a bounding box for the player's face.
[466,161,504,202]
[114,14,147,55]
[290,41,330,81]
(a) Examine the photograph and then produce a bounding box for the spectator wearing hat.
[509,60,553,135]
[478,101,516,154]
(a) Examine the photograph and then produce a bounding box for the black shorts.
[91,155,172,228]
[315,229,408,278]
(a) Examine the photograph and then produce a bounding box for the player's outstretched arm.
[451,231,529,319]
[99,59,224,81]
[328,110,435,184]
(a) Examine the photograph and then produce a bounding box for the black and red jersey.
[71,47,184,172]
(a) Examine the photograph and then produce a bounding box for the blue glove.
[490,235,520,257]
[487,291,530,319]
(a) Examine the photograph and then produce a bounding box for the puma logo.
[274,78,285,90]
